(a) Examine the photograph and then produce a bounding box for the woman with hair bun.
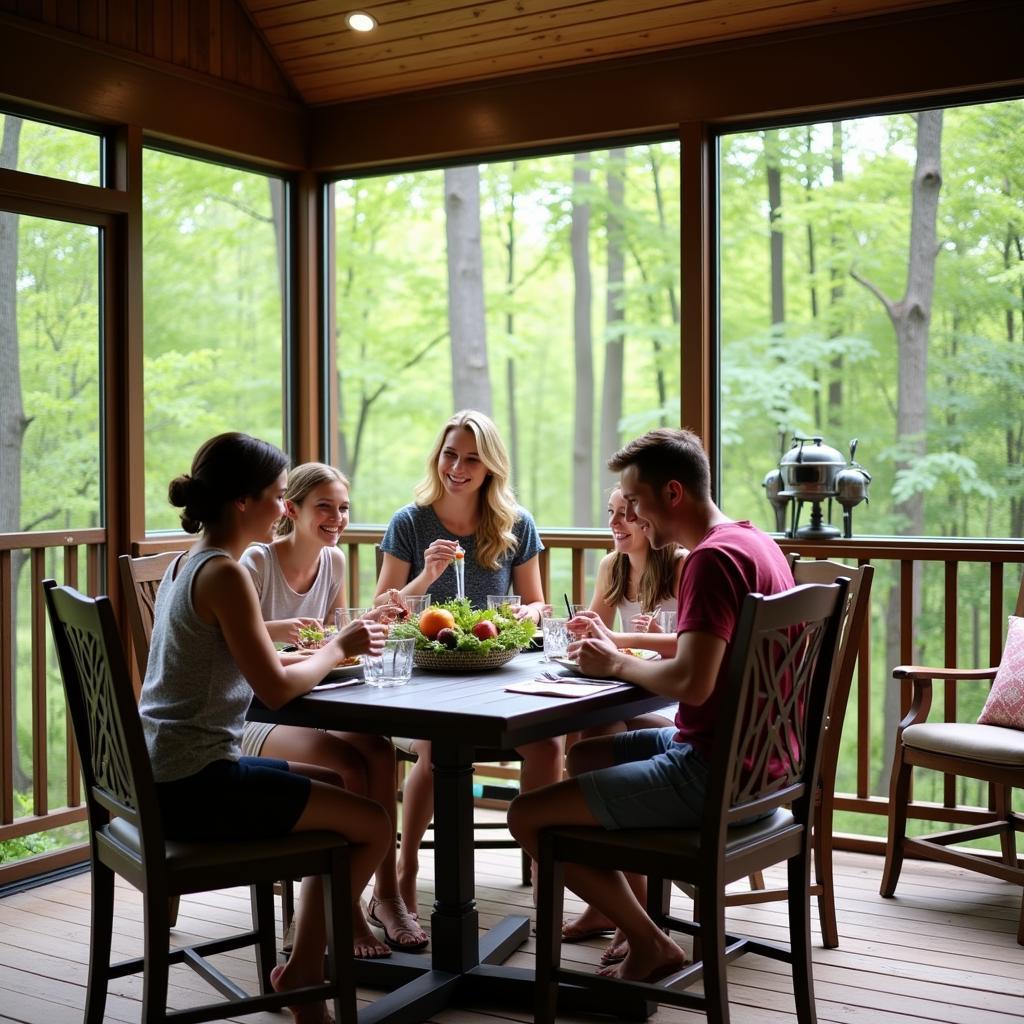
[138,433,391,1024]
[239,462,427,954]
[374,410,557,916]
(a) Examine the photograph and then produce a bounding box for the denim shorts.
[578,727,710,830]
[156,756,312,841]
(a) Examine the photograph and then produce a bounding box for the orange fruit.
[419,607,456,639]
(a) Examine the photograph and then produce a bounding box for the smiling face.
[288,479,350,547]
[618,464,677,549]
[607,488,648,555]
[437,427,489,498]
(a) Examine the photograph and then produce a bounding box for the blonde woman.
[240,463,428,955]
[375,410,555,915]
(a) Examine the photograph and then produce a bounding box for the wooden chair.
[43,579,357,1024]
[119,550,184,677]
[880,574,1024,944]
[718,557,874,948]
[534,579,848,1024]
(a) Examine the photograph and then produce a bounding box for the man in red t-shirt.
[508,427,794,985]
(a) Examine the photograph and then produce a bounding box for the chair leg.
[521,847,532,887]
[141,887,171,1023]
[167,895,180,928]
[251,882,277,994]
[694,882,729,1024]
[747,871,766,891]
[534,832,564,1024]
[880,746,912,898]
[788,847,817,1024]
[992,784,1017,867]
[814,790,839,949]
[85,859,115,1024]
[324,852,358,1024]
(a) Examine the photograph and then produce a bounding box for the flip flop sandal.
[561,922,616,943]
[367,894,429,952]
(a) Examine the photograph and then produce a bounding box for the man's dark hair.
[608,428,710,500]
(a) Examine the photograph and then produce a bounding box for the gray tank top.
[139,548,253,783]
[616,595,678,632]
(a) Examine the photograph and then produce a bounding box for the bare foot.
[562,905,616,942]
[354,901,391,958]
[600,929,628,965]
[597,935,687,983]
[270,964,334,1024]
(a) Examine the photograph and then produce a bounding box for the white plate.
[552,649,659,674]
[323,660,363,681]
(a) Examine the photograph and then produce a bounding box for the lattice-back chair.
[880,572,1024,944]
[43,578,357,1024]
[374,544,533,885]
[534,579,848,1024]
[721,557,874,947]
[119,550,184,678]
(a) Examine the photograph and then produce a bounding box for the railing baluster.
[571,548,585,604]
[31,549,48,817]
[348,542,361,607]
[856,558,871,800]
[942,560,958,809]
[64,545,81,807]
[0,549,14,826]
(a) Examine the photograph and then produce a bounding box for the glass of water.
[334,607,371,629]
[363,637,415,687]
[402,594,432,616]
[541,616,571,661]
[487,594,521,611]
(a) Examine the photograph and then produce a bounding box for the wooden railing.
[0,528,104,885]
[3,527,1022,887]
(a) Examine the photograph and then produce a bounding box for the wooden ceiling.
[240,0,964,105]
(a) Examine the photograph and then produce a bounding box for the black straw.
[564,594,574,618]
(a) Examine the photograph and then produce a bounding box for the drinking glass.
[334,607,371,629]
[541,616,571,660]
[363,637,415,687]
[402,594,432,616]
[487,594,521,611]
[652,609,676,633]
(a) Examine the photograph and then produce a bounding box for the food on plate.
[471,620,499,641]
[391,598,534,655]
[418,607,456,639]
[336,655,361,667]
[296,623,337,650]
[621,647,660,660]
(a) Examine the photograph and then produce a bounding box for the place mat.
[506,679,621,698]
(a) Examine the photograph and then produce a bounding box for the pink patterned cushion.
[978,616,1024,730]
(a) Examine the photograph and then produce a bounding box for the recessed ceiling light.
[345,11,377,32]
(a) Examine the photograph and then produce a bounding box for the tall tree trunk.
[649,146,675,425]
[504,164,520,490]
[445,165,491,414]
[571,154,593,529]
[853,109,943,792]
[804,127,822,428]
[601,148,626,500]
[0,114,30,790]
[828,121,845,427]
[765,130,785,328]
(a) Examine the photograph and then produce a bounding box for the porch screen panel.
[141,150,287,532]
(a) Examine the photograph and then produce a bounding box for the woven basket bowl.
[413,646,522,673]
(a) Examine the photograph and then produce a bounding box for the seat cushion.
[977,615,1024,730]
[903,722,1024,766]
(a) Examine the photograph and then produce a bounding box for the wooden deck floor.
[1,844,1022,1023]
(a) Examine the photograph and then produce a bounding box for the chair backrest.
[43,579,161,848]
[119,551,184,677]
[791,558,874,795]
[703,580,848,839]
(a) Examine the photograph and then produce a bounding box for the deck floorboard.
[1,846,1022,1023]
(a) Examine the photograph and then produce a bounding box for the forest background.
[1,96,1022,862]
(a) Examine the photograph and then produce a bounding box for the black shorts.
[156,756,312,841]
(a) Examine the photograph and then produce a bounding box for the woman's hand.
[333,617,387,659]
[568,609,615,643]
[515,601,549,625]
[422,538,460,584]
[270,616,324,644]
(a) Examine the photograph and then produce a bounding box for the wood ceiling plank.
[294,0,951,101]
[251,0,487,32]
[278,0,678,68]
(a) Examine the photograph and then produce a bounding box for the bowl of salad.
[390,599,535,673]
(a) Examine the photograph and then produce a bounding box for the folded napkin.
[313,678,365,691]
[506,678,621,698]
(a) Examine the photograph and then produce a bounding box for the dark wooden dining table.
[248,649,669,1024]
